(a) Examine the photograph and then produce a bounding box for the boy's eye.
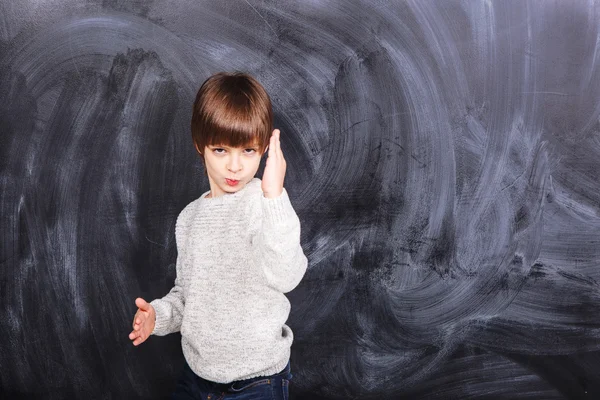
[212,148,256,154]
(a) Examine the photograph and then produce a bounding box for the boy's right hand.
[129,297,156,346]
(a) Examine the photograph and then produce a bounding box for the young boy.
[129,72,308,399]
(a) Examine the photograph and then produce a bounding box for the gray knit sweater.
[150,178,308,383]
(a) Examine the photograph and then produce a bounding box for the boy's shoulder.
[175,197,201,227]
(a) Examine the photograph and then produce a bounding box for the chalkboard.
[1,1,599,399]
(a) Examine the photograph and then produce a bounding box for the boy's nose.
[227,158,242,172]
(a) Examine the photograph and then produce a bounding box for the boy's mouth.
[225,179,240,186]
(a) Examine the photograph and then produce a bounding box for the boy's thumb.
[136,297,148,310]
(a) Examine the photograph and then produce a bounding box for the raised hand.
[129,297,156,346]
[261,129,286,198]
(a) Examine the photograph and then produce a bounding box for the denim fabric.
[171,360,292,400]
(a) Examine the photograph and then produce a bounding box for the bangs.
[204,100,265,150]
[191,72,273,155]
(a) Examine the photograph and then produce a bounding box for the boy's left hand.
[262,129,286,198]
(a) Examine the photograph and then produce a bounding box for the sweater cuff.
[150,299,169,336]
[260,188,297,226]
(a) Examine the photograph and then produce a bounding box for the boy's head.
[191,72,272,196]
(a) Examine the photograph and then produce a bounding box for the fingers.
[276,129,281,155]
[131,298,153,346]
[135,297,149,311]
[268,131,276,158]
[129,329,147,346]
[132,311,145,330]
[275,130,285,164]
[270,129,282,159]
[129,323,150,346]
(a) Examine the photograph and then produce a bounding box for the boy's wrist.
[263,189,283,198]
[260,188,298,226]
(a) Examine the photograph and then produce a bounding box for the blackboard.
[1,1,599,398]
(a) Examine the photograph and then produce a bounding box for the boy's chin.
[222,180,246,191]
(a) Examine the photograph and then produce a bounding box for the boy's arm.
[149,260,185,336]
[149,210,190,336]
[255,188,308,293]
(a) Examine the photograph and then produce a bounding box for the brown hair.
[191,72,273,171]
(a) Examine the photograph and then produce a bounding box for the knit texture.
[150,178,308,383]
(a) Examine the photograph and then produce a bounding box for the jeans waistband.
[227,360,291,389]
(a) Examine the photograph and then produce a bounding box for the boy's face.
[196,142,266,198]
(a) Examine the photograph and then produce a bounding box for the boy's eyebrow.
[209,144,260,149]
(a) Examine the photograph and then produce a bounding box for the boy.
[129,72,308,399]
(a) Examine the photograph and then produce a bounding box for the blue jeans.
[171,360,292,400]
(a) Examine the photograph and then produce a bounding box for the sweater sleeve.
[255,188,308,293]
[149,211,189,336]
[149,257,185,336]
